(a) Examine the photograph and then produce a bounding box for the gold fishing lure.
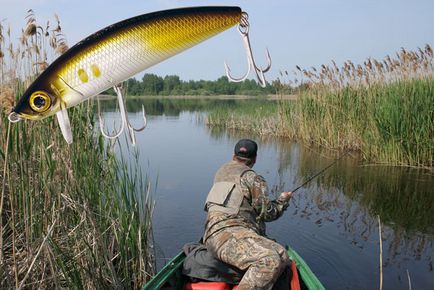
[9,6,242,143]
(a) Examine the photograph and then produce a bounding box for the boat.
[142,244,325,290]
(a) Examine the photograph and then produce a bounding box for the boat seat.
[185,260,299,290]
[184,281,231,290]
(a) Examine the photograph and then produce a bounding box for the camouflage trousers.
[206,227,290,290]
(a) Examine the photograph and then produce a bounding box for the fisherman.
[203,139,292,290]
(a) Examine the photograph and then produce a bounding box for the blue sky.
[2,0,433,81]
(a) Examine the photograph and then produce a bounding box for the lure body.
[11,6,241,121]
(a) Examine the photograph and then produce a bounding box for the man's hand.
[279,191,293,202]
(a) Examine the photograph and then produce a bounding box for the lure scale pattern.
[13,7,241,120]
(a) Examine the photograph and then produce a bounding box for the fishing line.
[290,150,351,194]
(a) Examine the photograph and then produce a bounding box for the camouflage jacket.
[203,160,289,243]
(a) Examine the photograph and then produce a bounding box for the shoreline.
[98,94,298,100]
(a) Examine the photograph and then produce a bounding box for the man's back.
[203,139,292,290]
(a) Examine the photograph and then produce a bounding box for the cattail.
[356,65,363,77]
[19,31,27,46]
[54,24,62,33]
[55,42,68,55]
[53,13,62,32]
[383,60,390,72]
[33,42,40,56]
[399,47,408,63]
[44,21,50,37]
[24,23,37,37]
[49,34,56,48]
[366,58,373,71]
[0,85,15,113]
[373,59,381,72]
[331,60,339,74]
[417,47,425,59]
[385,55,393,66]
[425,44,433,58]
[34,61,49,71]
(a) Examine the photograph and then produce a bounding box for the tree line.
[106,74,280,96]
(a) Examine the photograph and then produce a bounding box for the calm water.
[104,98,433,290]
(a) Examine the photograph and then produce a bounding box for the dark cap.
[234,139,258,159]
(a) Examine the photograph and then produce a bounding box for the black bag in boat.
[181,242,291,290]
[182,242,244,284]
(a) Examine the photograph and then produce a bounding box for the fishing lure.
[9,6,271,144]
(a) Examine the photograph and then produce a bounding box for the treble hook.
[98,84,147,146]
[225,12,272,88]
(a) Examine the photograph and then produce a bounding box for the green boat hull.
[142,245,325,290]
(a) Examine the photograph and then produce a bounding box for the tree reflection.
[97,97,274,117]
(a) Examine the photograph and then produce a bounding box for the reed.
[288,46,433,167]
[207,46,434,167]
[0,11,154,288]
[206,99,293,137]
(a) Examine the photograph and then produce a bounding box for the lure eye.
[29,91,51,113]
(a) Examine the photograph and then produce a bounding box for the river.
[103,97,433,290]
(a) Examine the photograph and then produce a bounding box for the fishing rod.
[290,150,351,194]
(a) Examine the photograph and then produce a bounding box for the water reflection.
[106,97,433,289]
[210,126,433,232]
[252,136,434,289]
[207,127,301,194]
[99,96,276,116]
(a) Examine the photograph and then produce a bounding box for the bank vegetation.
[0,11,154,288]
[208,46,434,168]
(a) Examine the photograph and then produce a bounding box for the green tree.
[127,78,142,95]
[142,73,163,95]
[123,74,277,96]
[163,75,181,94]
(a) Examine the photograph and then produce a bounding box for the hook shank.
[98,84,147,145]
[225,12,271,88]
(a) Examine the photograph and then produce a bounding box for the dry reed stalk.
[406,269,412,290]
[0,84,15,113]
[378,215,383,290]
[55,43,68,55]
[291,45,433,92]
[0,122,12,265]
[18,214,57,289]
[6,120,19,288]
